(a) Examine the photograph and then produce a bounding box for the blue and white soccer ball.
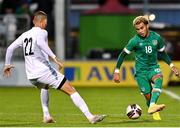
[126,104,142,119]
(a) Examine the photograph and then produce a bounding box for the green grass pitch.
[0,86,180,127]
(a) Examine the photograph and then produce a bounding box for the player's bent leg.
[144,93,161,120]
[150,76,163,104]
[148,75,165,114]
[41,88,50,117]
[148,96,165,114]
[135,75,152,107]
[29,79,56,123]
[41,88,56,123]
[144,93,151,107]
[59,80,106,123]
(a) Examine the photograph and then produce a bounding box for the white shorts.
[29,68,66,89]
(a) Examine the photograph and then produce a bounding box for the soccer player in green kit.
[113,16,180,120]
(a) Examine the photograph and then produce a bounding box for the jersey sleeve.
[157,36,165,52]
[5,35,23,65]
[36,31,56,59]
[124,38,136,54]
[159,51,172,65]
[115,51,127,69]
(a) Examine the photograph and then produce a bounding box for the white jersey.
[5,27,56,79]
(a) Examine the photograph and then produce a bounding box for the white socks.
[150,102,155,107]
[41,90,93,119]
[40,89,50,118]
[70,92,94,119]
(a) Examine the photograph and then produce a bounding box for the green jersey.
[124,31,165,73]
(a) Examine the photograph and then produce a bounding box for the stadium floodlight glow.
[148,14,156,21]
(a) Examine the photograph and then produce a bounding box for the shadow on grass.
[0,118,39,127]
[0,123,36,127]
[102,116,153,126]
[100,120,153,127]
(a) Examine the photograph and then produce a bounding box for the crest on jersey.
[152,40,158,45]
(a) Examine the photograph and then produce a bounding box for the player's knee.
[61,81,77,95]
[152,77,163,93]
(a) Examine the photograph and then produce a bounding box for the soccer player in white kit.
[3,11,106,124]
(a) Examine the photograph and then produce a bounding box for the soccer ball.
[126,104,142,119]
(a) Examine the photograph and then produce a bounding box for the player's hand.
[113,73,121,83]
[52,57,64,71]
[3,65,14,77]
[171,66,180,78]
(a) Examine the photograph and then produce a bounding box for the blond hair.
[133,16,149,26]
[33,11,47,22]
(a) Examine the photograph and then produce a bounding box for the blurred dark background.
[0,0,180,60]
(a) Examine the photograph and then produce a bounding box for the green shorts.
[135,67,163,94]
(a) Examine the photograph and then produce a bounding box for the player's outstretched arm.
[158,51,172,65]
[159,51,180,77]
[3,37,22,77]
[3,65,14,77]
[113,50,127,83]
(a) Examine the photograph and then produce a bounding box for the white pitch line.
[162,89,180,101]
